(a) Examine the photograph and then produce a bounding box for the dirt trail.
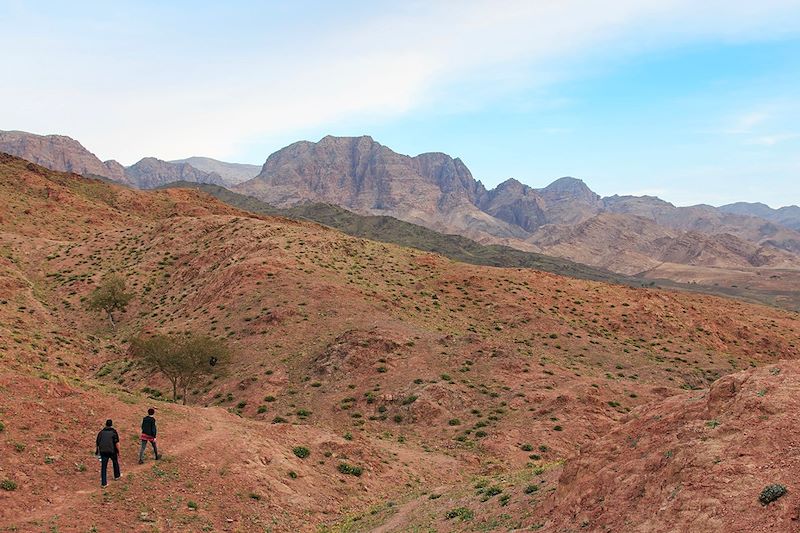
[14,408,228,527]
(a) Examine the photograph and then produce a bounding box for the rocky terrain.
[126,157,226,189]
[235,136,800,278]
[3,130,799,288]
[1,154,799,532]
[0,130,129,184]
[0,130,227,190]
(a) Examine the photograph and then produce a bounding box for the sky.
[1,0,799,207]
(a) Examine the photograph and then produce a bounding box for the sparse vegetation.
[445,506,474,521]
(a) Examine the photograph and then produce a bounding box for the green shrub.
[236,401,247,409]
[249,492,261,500]
[187,501,198,510]
[524,484,539,494]
[296,409,311,417]
[288,471,297,479]
[0,421,5,432]
[759,484,787,505]
[338,463,363,476]
[448,418,461,426]
[0,479,16,491]
[444,507,473,521]
[402,395,418,405]
[484,486,503,497]
[264,395,276,402]
[343,432,353,441]
[257,405,268,414]
[271,416,287,424]
[520,443,533,451]
[292,446,310,459]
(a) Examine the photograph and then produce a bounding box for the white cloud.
[1,0,800,163]
[746,133,799,145]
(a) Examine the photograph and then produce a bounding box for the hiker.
[95,419,121,487]
[138,407,160,464]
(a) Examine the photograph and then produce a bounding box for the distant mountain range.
[2,129,799,283]
[0,130,255,188]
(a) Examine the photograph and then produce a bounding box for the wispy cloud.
[725,111,771,134]
[745,133,799,146]
[1,1,800,163]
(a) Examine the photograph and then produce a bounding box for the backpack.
[98,428,117,454]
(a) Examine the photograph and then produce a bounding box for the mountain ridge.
[3,130,799,284]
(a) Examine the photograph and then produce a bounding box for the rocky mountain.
[4,130,799,283]
[169,156,261,185]
[0,129,129,184]
[125,157,226,189]
[235,135,530,244]
[720,201,800,231]
[0,130,230,189]
[236,135,800,278]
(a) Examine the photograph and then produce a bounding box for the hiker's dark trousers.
[100,452,120,486]
[139,439,158,462]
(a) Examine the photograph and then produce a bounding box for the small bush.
[402,395,418,405]
[343,432,353,441]
[249,492,261,500]
[759,484,787,505]
[1,479,17,491]
[0,421,5,432]
[264,395,276,402]
[445,506,473,521]
[524,484,539,494]
[293,446,310,459]
[257,405,268,414]
[187,501,198,510]
[288,471,297,479]
[484,486,503,497]
[520,443,533,451]
[271,416,287,424]
[553,425,563,431]
[338,463,363,476]
[448,418,461,426]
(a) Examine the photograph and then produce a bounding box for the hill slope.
[1,154,800,531]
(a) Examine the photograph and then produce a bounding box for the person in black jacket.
[138,408,160,464]
[95,419,121,487]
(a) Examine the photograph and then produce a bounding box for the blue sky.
[1,0,799,206]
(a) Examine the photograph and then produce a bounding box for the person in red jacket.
[95,419,120,487]
[138,408,160,464]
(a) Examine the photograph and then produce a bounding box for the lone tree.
[87,274,133,327]
[130,332,230,404]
